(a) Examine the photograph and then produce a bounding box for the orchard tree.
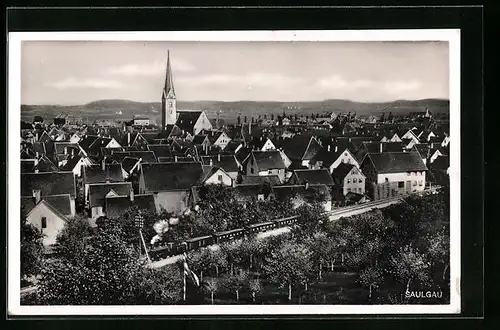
[206,248,228,277]
[204,277,219,304]
[263,241,313,301]
[21,210,44,281]
[304,232,336,280]
[221,241,244,275]
[248,278,262,303]
[389,245,431,293]
[358,266,384,301]
[223,269,249,302]
[187,249,211,283]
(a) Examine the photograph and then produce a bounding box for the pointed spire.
[164,50,175,96]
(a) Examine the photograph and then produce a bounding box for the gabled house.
[121,156,142,179]
[87,182,133,221]
[401,129,421,145]
[274,135,322,168]
[250,137,276,151]
[205,130,232,150]
[428,155,450,186]
[82,163,124,204]
[244,150,287,183]
[146,144,173,159]
[21,172,77,219]
[233,184,273,204]
[200,154,240,180]
[138,162,204,214]
[191,134,211,150]
[239,175,281,186]
[360,152,428,198]
[331,163,366,197]
[176,111,212,136]
[24,199,68,246]
[201,165,234,186]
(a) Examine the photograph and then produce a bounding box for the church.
[161,51,212,135]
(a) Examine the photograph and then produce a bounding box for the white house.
[202,166,234,186]
[26,200,68,246]
[244,150,287,183]
[361,152,428,196]
[133,117,150,126]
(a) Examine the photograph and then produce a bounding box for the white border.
[8,30,461,316]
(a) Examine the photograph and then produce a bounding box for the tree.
[389,245,431,293]
[33,115,43,123]
[187,249,211,283]
[206,248,228,277]
[292,203,327,241]
[248,278,262,303]
[204,277,219,304]
[223,269,249,302]
[221,241,244,275]
[237,115,241,125]
[271,113,274,120]
[244,116,248,123]
[38,224,141,305]
[55,216,94,264]
[21,210,44,282]
[304,232,336,280]
[359,266,384,301]
[263,241,313,301]
[132,265,183,304]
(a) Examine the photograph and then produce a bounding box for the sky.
[21,41,449,105]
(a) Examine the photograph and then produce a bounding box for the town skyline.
[21,41,449,105]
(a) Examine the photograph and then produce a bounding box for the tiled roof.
[200,155,239,173]
[291,169,334,186]
[62,155,82,171]
[271,184,331,202]
[141,162,204,192]
[431,155,450,171]
[240,175,281,186]
[21,160,36,173]
[331,163,357,183]
[35,155,59,172]
[309,148,342,168]
[54,142,79,155]
[42,194,72,216]
[32,142,47,155]
[191,135,208,145]
[88,182,132,208]
[105,194,156,218]
[157,156,196,163]
[83,164,123,184]
[251,150,286,170]
[235,146,252,164]
[365,152,428,174]
[176,111,203,133]
[146,144,173,159]
[273,135,315,161]
[21,172,76,198]
[111,151,157,163]
[121,157,140,173]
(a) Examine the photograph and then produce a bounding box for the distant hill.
[21,98,449,124]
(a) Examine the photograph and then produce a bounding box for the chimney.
[335,145,338,153]
[348,137,352,142]
[64,147,68,155]
[218,153,221,162]
[129,188,134,202]
[127,132,131,146]
[71,149,75,157]
[328,145,331,152]
[304,180,309,190]
[174,155,178,162]
[102,157,106,171]
[232,178,236,188]
[380,143,383,153]
[32,189,41,205]
[209,158,213,166]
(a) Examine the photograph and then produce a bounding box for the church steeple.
[164,50,175,97]
[161,50,177,128]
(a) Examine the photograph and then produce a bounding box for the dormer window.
[41,217,47,229]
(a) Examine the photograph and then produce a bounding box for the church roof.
[163,50,175,96]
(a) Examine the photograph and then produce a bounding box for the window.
[398,181,405,188]
[218,175,223,182]
[347,158,351,164]
[41,217,47,229]
[341,159,345,163]
[250,168,254,174]
[352,178,357,183]
[268,170,272,174]
[413,181,417,186]
[358,188,362,193]
[419,180,423,186]
[347,179,351,184]
[347,188,351,192]
[359,179,363,184]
